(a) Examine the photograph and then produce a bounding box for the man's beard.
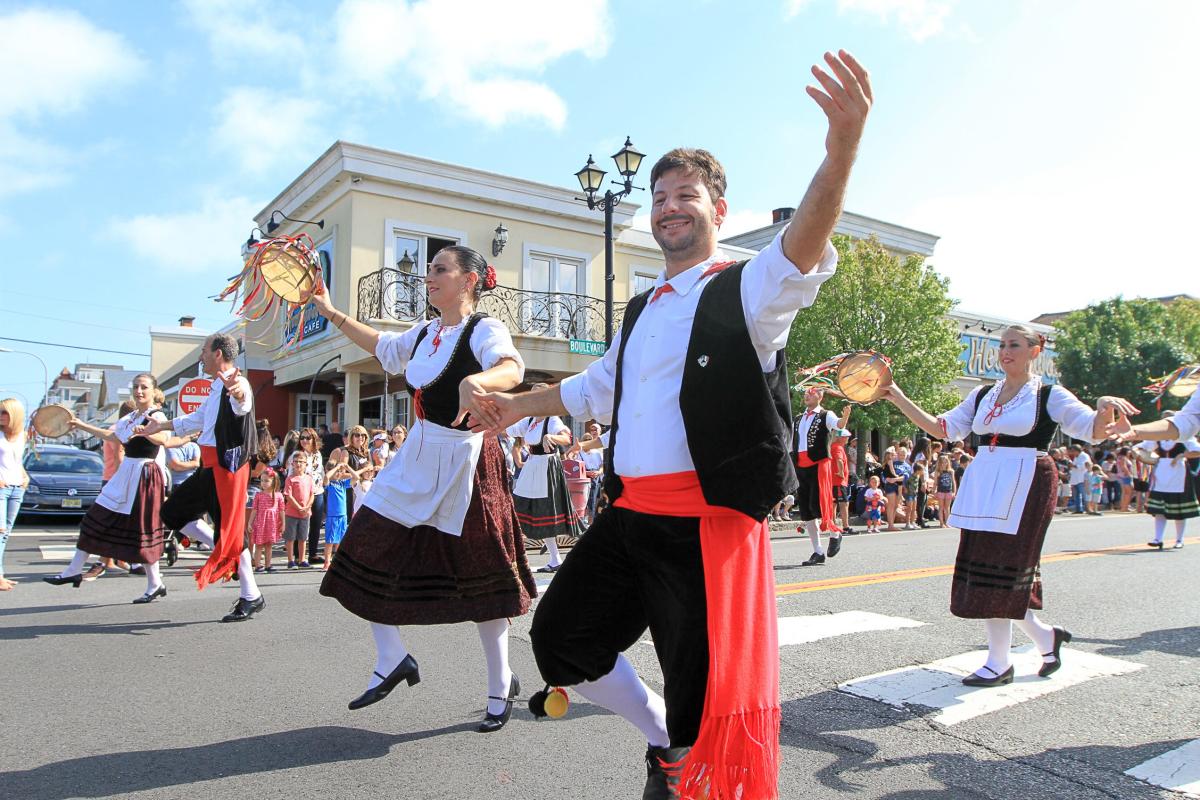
[652,214,712,254]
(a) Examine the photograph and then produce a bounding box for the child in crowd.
[250,468,285,572]
[863,475,884,533]
[283,451,314,569]
[323,448,354,569]
[934,455,956,528]
[771,494,795,522]
[904,463,924,530]
[1087,463,1105,516]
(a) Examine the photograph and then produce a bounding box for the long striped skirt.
[77,462,167,565]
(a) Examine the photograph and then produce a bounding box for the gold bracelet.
[335,312,346,330]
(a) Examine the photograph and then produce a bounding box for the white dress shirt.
[561,228,837,477]
[173,374,253,447]
[794,407,840,454]
[1171,391,1200,441]
[938,378,1098,445]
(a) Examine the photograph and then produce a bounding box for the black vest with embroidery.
[792,408,832,460]
[972,383,1058,450]
[1156,441,1187,459]
[602,260,797,520]
[123,409,162,460]
[526,418,554,455]
[214,387,257,472]
[403,313,486,430]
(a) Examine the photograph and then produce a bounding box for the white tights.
[1150,516,1185,544]
[182,519,260,600]
[805,519,824,556]
[63,549,164,595]
[368,618,515,715]
[981,610,1057,673]
[544,537,563,568]
[575,654,670,748]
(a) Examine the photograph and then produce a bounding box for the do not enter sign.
[179,378,212,414]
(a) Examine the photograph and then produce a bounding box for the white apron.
[96,453,167,515]
[360,418,484,537]
[512,453,553,499]
[947,446,1039,535]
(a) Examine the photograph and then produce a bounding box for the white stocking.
[1014,610,1055,662]
[182,519,214,547]
[145,560,164,593]
[1175,519,1187,545]
[805,519,824,556]
[237,549,259,600]
[1152,515,1166,544]
[368,622,410,690]
[476,618,513,715]
[575,654,669,748]
[544,537,563,568]
[982,618,1013,674]
[63,548,89,577]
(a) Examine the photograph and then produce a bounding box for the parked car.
[20,444,104,517]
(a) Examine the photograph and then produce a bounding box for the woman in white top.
[1120,407,1200,549]
[44,374,173,602]
[311,244,535,733]
[0,398,30,591]
[508,395,582,574]
[884,325,1136,687]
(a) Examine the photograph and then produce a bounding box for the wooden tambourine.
[796,350,893,405]
[254,238,322,304]
[218,233,324,353]
[31,404,75,438]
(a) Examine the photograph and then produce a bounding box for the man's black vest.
[602,260,798,520]
[792,407,832,461]
[214,385,257,473]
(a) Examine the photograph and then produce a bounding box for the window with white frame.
[383,221,466,322]
[630,268,658,297]
[524,250,587,337]
[297,395,332,430]
[391,392,411,430]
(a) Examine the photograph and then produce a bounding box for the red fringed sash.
[615,471,780,800]
[195,446,250,590]
[797,453,838,533]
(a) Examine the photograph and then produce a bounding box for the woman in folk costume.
[311,244,536,733]
[509,388,584,573]
[44,374,172,603]
[884,324,1137,686]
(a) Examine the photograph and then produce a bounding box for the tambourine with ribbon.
[31,404,75,438]
[1144,363,1200,407]
[794,350,893,405]
[217,233,324,353]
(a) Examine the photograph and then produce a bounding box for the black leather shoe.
[1038,627,1073,677]
[129,565,146,576]
[220,595,265,623]
[801,552,826,566]
[643,745,689,800]
[348,654,421,710]
[962,664,1014,687]
[43,573,83,588]
[132,585,167,604]
[478,673,520,733]
[165,537,179,567]
[1147,541,1164,550]
[827,536,842,558]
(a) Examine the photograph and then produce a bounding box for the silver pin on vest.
[697,355,710,367]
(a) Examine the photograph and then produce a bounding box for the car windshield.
[24,451,103,475]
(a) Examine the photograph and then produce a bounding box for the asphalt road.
[1,510,1196,799]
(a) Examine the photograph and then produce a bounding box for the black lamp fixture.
[573,135,645,346]
[266,209,325,235]
[492,223,509,257]
[397,249,417,274]
[243,227,267,250]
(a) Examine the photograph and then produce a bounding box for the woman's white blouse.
[1171,390,1200,441]
[0,431,27,485]
[938,378,1098,444]
[508,416,569,443]
[375,317,524,388]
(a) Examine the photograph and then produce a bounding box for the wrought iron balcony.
[357,267,625,342]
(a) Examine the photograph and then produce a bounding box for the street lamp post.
[574,136,646,347]
[0,347,49,408]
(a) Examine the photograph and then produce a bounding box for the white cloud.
[334,0,610,130]
[0,124,72,199]
[213,87,326,175]
[182,0,307,63]
[110,195,262,274]
[785,0,956,42]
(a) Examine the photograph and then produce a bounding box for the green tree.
[786,235,963,472]
[1054,297,1195,412]
[1165,297,1200,358]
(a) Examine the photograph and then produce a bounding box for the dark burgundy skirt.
[77,462,167,565]
[951,454,1057,620]
[320,435,537,625]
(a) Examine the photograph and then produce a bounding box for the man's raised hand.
[807,50,872,165]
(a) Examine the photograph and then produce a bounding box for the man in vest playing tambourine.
[469,49,871,800]
[793,386,845,565]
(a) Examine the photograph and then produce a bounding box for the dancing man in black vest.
[794,387,844,565]
[139,332,264,623]
[472,50,871,800]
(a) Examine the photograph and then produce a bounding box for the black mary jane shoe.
[132,586,167,604]
[535,564,559,574]
[1147,541,1165,550]
[961,664,1014,687]
[43,573,83,588]
[1038,627,1073,677]
[220,595,265,623]
[478,673,521,733]
[643,744,690,800]
[827,536,843,558]
[801,552,826,566]
[348,654,421,710]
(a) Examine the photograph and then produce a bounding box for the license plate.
[62,498,82,509]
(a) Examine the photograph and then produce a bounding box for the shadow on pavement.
[0,724,477,799]
[1080,625,1200,659]
[0,603,101,618]
[0,619,213,640]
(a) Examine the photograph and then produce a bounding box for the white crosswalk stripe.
[778,611,926,646]
[1125,739,1200,798]
[838,645,1143,726]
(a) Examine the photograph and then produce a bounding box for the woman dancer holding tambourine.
[310,244,537,733]
[882,324,1137,686]
[44,374,173,603]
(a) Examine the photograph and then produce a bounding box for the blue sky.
[3,0,1198,406]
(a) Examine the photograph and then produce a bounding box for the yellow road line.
[775,536,1200,596]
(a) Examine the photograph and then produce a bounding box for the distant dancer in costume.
[884,324,1137,686]
[793,387,846,565]
[1119,408,1200,550]
[137,333,265,623]
[311,244,536,733]
[44,374,171,603]
[509,397,583,573]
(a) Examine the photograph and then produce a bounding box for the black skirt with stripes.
[77,461,167,565]
[319,435,537,625]
[951,454,1058,620]
[1146,488,1199,520]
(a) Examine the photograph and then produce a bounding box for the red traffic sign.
[178,378,212,414]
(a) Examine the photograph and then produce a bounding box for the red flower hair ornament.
[483,264,497,290]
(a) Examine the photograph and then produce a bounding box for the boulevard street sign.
[569,339,606,356]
